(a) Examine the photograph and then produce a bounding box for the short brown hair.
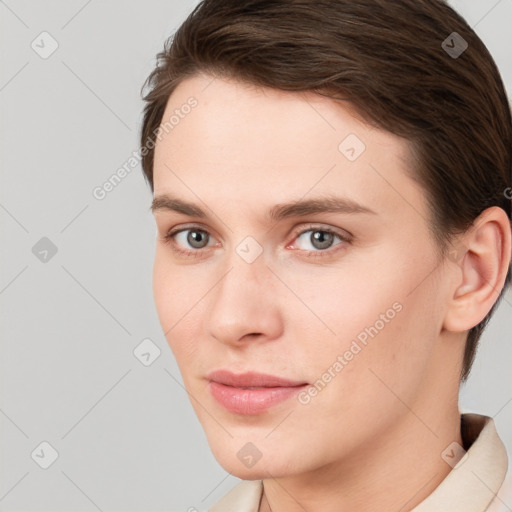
[140,0,512,382]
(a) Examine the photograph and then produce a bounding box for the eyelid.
[288,223,353,247]
[163,222,220,252]
[162,222,352,258]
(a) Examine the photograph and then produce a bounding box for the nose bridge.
[216,235,270,304]
[205,235,279,343]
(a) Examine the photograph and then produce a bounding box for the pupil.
[313,231,332,249]
[189,230,207,248]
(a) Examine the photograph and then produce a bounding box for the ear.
[443,206,512,333]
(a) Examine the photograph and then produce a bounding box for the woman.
[140,1,512,510]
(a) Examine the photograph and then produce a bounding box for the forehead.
[152,73,424,226]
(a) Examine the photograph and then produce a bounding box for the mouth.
[206,370,309,415]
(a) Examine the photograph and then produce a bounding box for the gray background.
[0,1,511,511]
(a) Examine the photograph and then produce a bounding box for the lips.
[207,370,308,415]
[207,369,307,388]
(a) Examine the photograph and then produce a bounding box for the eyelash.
[161,224,352,260]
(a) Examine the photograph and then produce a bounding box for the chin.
[217,458,292,481]
[223,463,269,480]
[209,439,302,480]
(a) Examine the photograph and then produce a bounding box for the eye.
[161,223,351,259]
[288,225,351,258]
[162,226,215,257]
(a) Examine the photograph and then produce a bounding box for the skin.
[151,72,511,512]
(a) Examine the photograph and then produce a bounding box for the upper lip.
[207,369,308,388]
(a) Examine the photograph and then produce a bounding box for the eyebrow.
[151,193,377,222]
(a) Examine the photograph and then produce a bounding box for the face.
[151,73,454,479]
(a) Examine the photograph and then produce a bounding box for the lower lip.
[208,381,308,415]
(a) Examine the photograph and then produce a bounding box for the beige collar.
[209,413,508,512]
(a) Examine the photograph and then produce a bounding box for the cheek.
[296,248,441,394]
[152,249,197,325]
[291,288,439,455]
[152,252,198,358]
[152,251,173,327]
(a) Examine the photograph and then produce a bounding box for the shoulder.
[486,467,512,512]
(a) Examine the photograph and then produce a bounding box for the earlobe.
[443,207,512,333]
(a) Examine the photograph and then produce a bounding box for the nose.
[204,245,284,348]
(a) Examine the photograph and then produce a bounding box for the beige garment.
[209,413,509,512]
